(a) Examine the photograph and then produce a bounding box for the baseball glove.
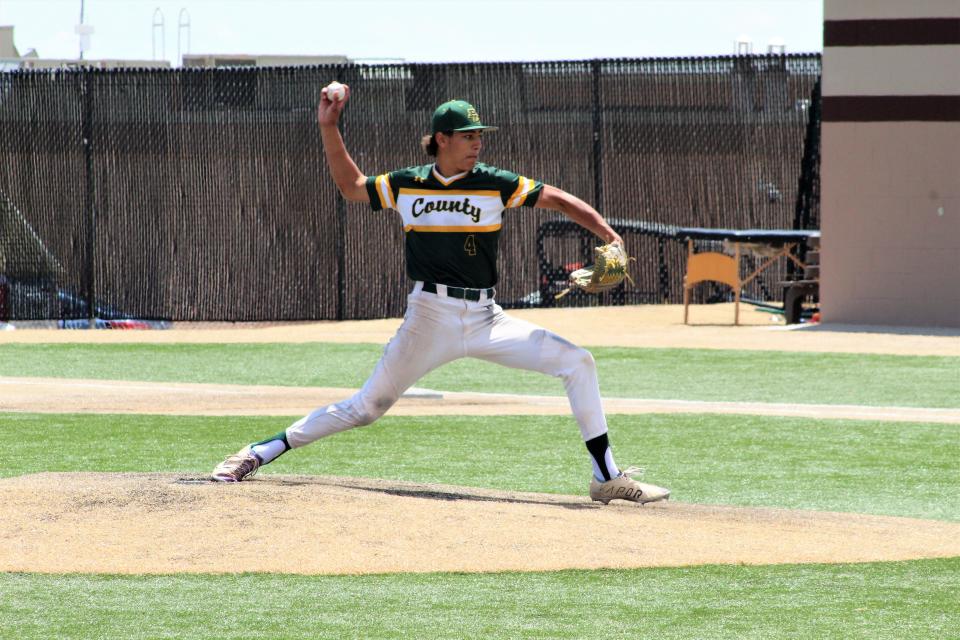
[555,242,634,299]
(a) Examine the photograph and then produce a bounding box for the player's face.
[438,131,483,173]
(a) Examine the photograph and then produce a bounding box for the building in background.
[819,0,959,327]
[182,53,349,68]
[2,25,356,70]
[1,25,170,69]
[0,25,21,58]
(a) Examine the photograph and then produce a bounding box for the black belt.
[422,282,494,302]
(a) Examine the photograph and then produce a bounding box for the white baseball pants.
[285,282,608,448]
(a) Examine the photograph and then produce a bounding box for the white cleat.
[211,446,261,482]
[589,466,670,505]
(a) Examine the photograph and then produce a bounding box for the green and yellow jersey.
[365,162,543,288]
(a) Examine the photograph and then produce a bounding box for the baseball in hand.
[325,81,346,102]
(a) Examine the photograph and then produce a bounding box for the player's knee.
[569,346,596,373]
[544,333,595,376]
[555,346,596,382]
[352,394,395,426]
[351,404,377,427]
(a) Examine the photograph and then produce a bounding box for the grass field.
[3,559,959,639]
[2,341,958,638]
[3,412,958,521]
[2,342,958,407]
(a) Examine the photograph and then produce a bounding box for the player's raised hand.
[318,82,350,127]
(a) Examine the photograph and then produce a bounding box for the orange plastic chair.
[683,240,742,325]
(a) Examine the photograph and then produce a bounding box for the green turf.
[1,342,958,407]
[4,412,958,521]
[2,558,958,639]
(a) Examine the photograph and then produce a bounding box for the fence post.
[793,76,821,232]
[658,237,670,303]
[334,67,347,321]
[791,75,822,276]
[591,60,603,212]
[80,69,97,327]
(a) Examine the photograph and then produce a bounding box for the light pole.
[76,0,95,60]
[152,7,165,61]
[177,8,191,66]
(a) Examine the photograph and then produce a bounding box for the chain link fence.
[0,55,820,322]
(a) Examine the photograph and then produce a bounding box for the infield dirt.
[3,473,960,575]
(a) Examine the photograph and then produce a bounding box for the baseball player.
[212,85,670,505]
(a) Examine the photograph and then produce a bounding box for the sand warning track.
[4,304,958,356]
[2,473,959,575]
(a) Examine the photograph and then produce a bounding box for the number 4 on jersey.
[464,234,477,256]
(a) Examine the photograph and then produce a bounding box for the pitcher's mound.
[3,472,958,575]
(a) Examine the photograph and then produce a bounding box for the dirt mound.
[3,473,958,575]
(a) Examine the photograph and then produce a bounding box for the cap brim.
[452,124,498,132]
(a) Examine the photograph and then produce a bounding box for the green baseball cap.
[431,99,498,134]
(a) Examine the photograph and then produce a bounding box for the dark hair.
[420,131,452,157]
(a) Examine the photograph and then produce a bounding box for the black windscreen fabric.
[0,55,820,321]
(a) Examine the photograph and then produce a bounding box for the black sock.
[585,432,620,481]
